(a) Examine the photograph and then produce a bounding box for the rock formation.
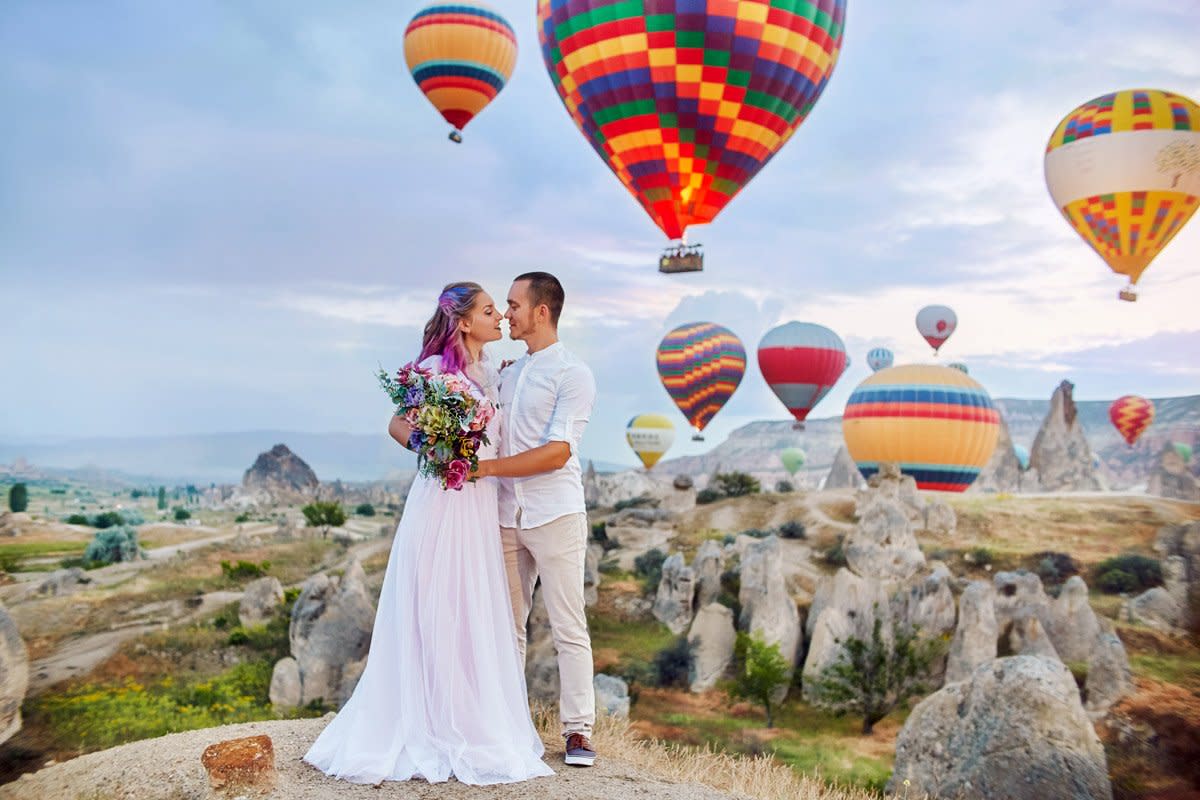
[946,581,997,683]
[823,445,864,490]
[1029,381,1103,492]
[971,414,1028,494]
[687,603,736,692]
[242,444,319,503]
[738,536,802,673]
[239,576,285,628]
[691,539,725,609]
[0,599,29,745]
[652,553,697,634]
[1147,442,1200,501]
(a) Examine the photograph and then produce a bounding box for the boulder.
[1122,586,1180,633]
[887,656,1113,800]
[687,603,737,692]
[239,576,285,628]
[1084,621,1133,719]
[201,734,276,796]
[584,543,601,607]
[0,600,29,745]
[691,539,725,609]
[738,536,801,674]
[1029,381,1103,492]
[1147,442,1200,501]
[992,570,1051,633]
[593,673,630,718]
[946,581,997,684]
[268,657,302,708]
[922,500,956,536]
[1154,521,1200,630]
[1004,613,1060,661]
[289,560,375,708]
[844,496,925,581]
[652,553,697,634]
[35,567,91,597]
[1044,576,1100,664]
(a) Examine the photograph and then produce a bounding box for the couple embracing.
[303,272,597,785]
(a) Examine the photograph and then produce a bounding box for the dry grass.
[531,704,896,800]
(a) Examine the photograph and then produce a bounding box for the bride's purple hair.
[418,282,484,375]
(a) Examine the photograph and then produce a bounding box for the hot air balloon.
[948,362,969,374]
[842,365,1000,492]
[1045,89,1200,301]
[1013,444,1031,472]
[1174,442,1194,463]
[656,322,746,440]
[867,348,894,372]
[404,2,518,143]
[757,322,847,430]
[916,306,957,354]
[1110,395,1154,445]
[844,355,852,373]
[779,447,806,476]
[536,0,848,270]
[626,414,676,469]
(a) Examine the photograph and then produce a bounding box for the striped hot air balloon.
[656,322,746,440]
[404,2,518,143]
[1109,395,1154,445]
[536,0,848,242]
[757,322,846,430]
[867,347,894,372]
[626,414,676,469]
[842,365,1000,492]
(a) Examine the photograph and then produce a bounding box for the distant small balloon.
[1013,444,1031,472]
[1174,441,1193,463]
[867,348,894,372]
[916,305,957,354]
[779,447,806,476]
[1110,395,1154,446]
[626,414,676,469]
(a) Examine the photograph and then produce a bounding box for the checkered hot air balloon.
[1045,89,1200,302]
[757,322,846,430]
[536,0,848,242]
[656,322,746,440]
[404,2,518,143]
[842,365,1000,492]
[1109,395,1154,446]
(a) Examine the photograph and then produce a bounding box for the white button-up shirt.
[497,341,596,529]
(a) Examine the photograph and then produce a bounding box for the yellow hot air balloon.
[1045,89,1200,301]
[626,414,676,470]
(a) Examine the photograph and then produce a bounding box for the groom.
[496,271,598,767]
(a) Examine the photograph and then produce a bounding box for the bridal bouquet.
[377,363,495,491]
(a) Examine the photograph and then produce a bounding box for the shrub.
[966,546,995,567]
[234,512,251,523]
[653,636,693,688]
[93,510,124,529]
[1094,554,1162,594]
[84,526,141,565]
[778,520,806,540]
[717,568,742,619]
[1033,551,1079,592]
[713,472,760,498]
[823,534,848,567]
[221,560,271,581]
[730,632,791,727]
[614,494,653,511]
[355,503,376,517]
[173,507,191,522]
[634,548,667,593]
[739,528,771,539]
[807,610,944,734]
[590,521,620,552]
[775,480,794,493]
[118,508,145,526]
[696,488,722,505]
[227,628,250,646]
[66,514,89,525]
[8,483,28,513]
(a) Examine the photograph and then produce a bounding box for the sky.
[2,0,1199,469]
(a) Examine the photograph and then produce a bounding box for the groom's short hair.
[515,271,565,326]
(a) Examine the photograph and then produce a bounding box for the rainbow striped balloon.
[656,322,746,436]
[842,365,1000,492]
[537,0,848,240]
[404,2,518,139]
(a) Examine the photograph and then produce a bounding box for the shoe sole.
[564,754,596,767]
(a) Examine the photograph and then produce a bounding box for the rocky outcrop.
[687,603,737,692]
[1084,621,1133,719]
[1147,442,1200,501]
[823,446,864,490]
[593,673,630,718]
[281,560,374,708]
[652,553,697,634]
[584,543,601,607]
[1030,381,1103,492]
[1154,520,1200,631]
[584,461,600,508]
[971,415,1028,494]
[888,656,1113,799]
[524,586,559,704]
[239,576,285,628]
[1044,576,1100,664]
[0,599,29,745]
[946,581,997,684]
[605,507,677,570]
[738,536,801,673]
[35,567,91,597]
[844,493,925,581]
[242,444,319,502]
[691,539,725,609]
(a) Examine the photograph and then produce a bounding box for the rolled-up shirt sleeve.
[542,363,596,457]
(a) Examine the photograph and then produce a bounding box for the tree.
[729,632,791,727]
[156,486,166,510]
[173,507,191,522]
[8,483,28,513]
[355,503,376,517]
[302,501,347,539]
[84,526,141,565]
[807,609,944,734]
[713,471,760,498]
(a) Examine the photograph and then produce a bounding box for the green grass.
[0,541,89,559]
[1130,652,1200,690]
[587,613,676,663]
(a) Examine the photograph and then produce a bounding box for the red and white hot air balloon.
[916,305,957,354]
[757,322,847,430]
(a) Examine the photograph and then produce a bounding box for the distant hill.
[656,394,1200,489]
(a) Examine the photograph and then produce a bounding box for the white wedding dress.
[303,356,553,785]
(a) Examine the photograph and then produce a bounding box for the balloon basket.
[659,243,704,273]
[691,434,705,442]
[1118,286,1138,302]
[792,421,805,431]
[448,130,463,144]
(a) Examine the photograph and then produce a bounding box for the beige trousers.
[501,511,594,738]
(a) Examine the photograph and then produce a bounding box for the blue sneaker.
[564,733,596,767]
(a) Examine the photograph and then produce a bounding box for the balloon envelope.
[1045,89,1200,293]
[948,362,969,374]
[916,306,957,353]
[757,322,846,426]
[867,347,894,372]
[779,447,806,476]
[1110,395,1155,445]
[656,322,746,434]
[626,414,676,469]
[842,365,1000,492]
[1174,442,1194,463]
[536,0,848,240]
[404,2,518,135]
[1013,444,1031,472]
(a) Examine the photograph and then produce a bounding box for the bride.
[303,282,553,786]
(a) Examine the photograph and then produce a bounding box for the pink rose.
[444,459,470,491]
[468,402,494,432]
